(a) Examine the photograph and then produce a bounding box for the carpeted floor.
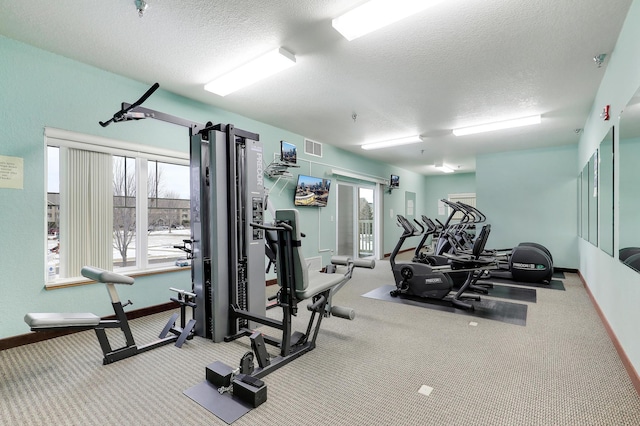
[1,260,639,425]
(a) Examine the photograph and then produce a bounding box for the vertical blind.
[60,147,113,276]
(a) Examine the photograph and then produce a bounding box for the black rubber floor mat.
[362,285,527,326]
[479,277,565,290]
[184,381,252,424]
[466,282,536,303]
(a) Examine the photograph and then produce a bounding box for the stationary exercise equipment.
[25,266,196,364]
[434,200,554,283]
[410,215,468,288]
[390,215,497,310]
[97,82,267,343]
[99,83,358,344]
[185,209,374,416]
[227,209,373,371]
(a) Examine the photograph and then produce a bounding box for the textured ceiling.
[0,0,633,175]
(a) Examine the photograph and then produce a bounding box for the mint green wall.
[577,0,640,378]
[422,172,476,221]
[476,145,578,268]
[0,35,422,338]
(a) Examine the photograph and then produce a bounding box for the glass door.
[337,184,355,257]
[337,183,376,259]
[358,187,374,258]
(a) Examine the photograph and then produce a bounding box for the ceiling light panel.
[332,0,439,41]
[435,164,454,173]
[452,115,542,136]
[361,135,423,150]
[204,48,296,97]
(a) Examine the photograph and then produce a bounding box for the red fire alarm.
[601,105,610,121]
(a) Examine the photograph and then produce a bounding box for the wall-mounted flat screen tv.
[294,174,331,207]
[280,141,297,164]
[390,174,400,188]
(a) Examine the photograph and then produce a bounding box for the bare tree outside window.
[147,160,191,266]
[113,156,136,267]
[359,197,373,220]
[113,158,189,268]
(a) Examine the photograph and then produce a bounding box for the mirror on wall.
[599,127,614,256]
[619,88,640,272]
[577,171,582,238]
[587,151,598,246]
[580,163,589,239]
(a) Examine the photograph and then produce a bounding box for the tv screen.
[390,174,400,188]
[280,141,297,164]
[294,175,331,207]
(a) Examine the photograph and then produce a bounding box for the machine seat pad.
[81,266,134,285]
[296,270,346,300]
[25,312,101,328]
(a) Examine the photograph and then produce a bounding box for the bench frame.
[26,266,196,365]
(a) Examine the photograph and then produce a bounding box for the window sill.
[45,265,190,290]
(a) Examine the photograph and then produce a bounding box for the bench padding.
[297,270,348,300]
[25,312,101,328]
[81,266,134,285]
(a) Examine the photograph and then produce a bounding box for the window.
[113,155,137,268]
[146,160,191,268]
[45,128,190,286]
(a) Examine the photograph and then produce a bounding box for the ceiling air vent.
[304,138,322,158]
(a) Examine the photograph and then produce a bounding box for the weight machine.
[99,82,269,343]
[189,122,267,341]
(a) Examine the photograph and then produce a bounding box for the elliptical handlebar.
[396,215,419,236]
[458,202,486,223]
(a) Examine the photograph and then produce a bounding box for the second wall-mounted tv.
[280,141,297,164]
[294,174,331,207]
[390,174,400,188]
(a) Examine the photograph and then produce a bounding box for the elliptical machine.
[390,215,497,311]
[410,216,468,288]
[436,200,554,283]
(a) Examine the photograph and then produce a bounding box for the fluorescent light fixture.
[452,115,541,136]
[361,135,423,150]
[332,0,437,41]
[204,48,296,96]
[434,164,454,173]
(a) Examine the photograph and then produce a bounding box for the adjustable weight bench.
[25,266,196,365]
